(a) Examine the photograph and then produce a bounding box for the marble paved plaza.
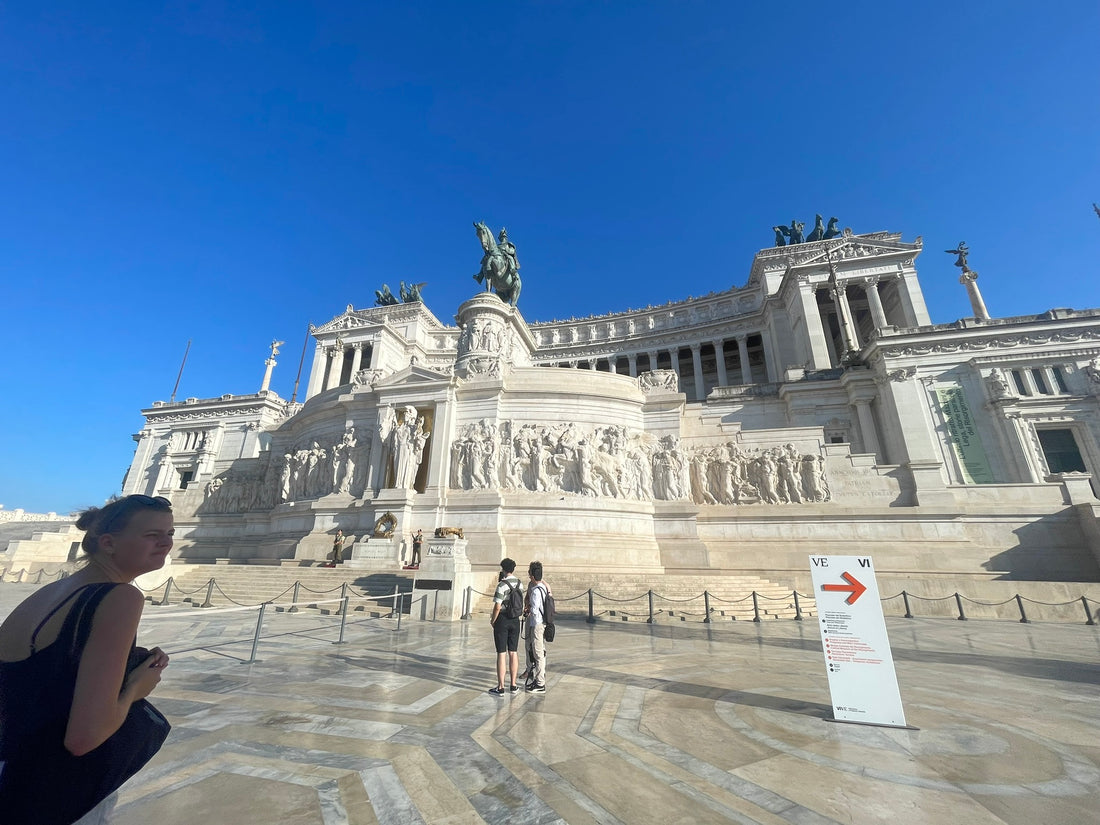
[2,583,1099,825]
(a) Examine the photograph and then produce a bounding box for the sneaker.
[509,685,519,693]
[527,683,546,693]
[489,686,505,696]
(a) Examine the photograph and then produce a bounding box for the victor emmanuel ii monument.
[45,219,1100,595]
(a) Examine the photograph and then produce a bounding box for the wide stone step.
[159,565,415,613]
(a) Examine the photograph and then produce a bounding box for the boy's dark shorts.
[493,617,521,653]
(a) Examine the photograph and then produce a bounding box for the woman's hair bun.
[75,507,101,531]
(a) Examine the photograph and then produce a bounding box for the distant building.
[119,230,1100,587]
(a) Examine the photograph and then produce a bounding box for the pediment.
[748,231,921,284]
[370,363,453,389]
[786,237,920,272]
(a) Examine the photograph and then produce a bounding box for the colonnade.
[540,334,768,401]
[306,342,375,399]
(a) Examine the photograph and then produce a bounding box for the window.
[1037,429,1086,474]
[178,470,195,490]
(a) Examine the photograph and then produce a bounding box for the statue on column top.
[945,241,971,272]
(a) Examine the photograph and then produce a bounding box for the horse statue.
[472,221,522,306]
[787,220,805,245]
[806,214,826,242]
[772,226,788,246]
[374,284,399,306]
[823,217,841,239]
[399,281,426,303]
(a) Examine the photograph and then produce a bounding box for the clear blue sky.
[2,2,1098,514]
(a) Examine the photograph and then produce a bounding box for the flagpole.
[169,339,191,403]
[290,325,311,403]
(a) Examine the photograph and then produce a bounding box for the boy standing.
[526,560,550,693]
[489,558,523,695]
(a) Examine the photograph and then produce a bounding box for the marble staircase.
[162,565,416,615]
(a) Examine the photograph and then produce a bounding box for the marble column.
[324,347,343,391]
[737,336,752,385]
[259,358,277,393]
[627,353,638,377]
[863,278,889,330]
[960,271,990,321]
[305,346,326,399]
[349,344,364,377]
[830,280,860,354]
[690,344,704,400]
[668,349,682,386]
[797,280,832,370]
[713,340,728,387]
[647,350,659,374]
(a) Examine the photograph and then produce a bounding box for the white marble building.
[118,229,1100,586]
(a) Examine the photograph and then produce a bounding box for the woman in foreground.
[0,494,174,824]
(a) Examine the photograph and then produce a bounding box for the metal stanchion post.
[1015,594,1029,623]
[160,578,173,606]
[339,582,349,615]
[1082,596,1095,626]
[432,590,439,622]
[395,592,404,632]
[752,591,761,622]
[391,585,399,619]
[902,591,913,618]
[461,585,472,620]
[703,590,712,623]
[248,603,267,663]
[288,581,301,613]
[587,589,596,624]
[336,597,349,644]
[955,592,967,620]
[792,590,802,621]
[200,578,215,608]
[647,590,654,623]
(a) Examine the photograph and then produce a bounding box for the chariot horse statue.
[473,221,522,306]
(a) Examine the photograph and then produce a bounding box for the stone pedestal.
[906,460,957,507]
[344,537,403,570]
[410,536,477,621]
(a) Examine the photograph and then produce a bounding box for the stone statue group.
[202,407,433,514]
[377,405,431,490]
[449,419,830,505]
[374,281,426,307]
[772,215,842,246]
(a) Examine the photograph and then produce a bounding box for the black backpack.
[502,580,524,620]
[538,583,557,642]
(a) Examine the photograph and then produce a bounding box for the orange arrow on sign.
[822,572,867,605]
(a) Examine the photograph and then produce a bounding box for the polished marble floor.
[2,583,1099,825]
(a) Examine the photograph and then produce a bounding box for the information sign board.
[809,555,908,728]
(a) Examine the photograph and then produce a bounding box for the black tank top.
[0,583,128,760]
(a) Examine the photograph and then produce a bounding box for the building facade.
[119,229,1100,585]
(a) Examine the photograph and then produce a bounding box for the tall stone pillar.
[646,350,658,373]
[690,343,704,401]
[960,271,990,321]
[305,345,326,399]
[668,348,682,389]
[737,336,752,385]
[863,278,889,330]
[796,279,832,370]
[627,353,638,377]
[259,358,277,393]
[830,278,860,355]
[713,339,728,387]
[349,343,364,377]
[324,346,344,391]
